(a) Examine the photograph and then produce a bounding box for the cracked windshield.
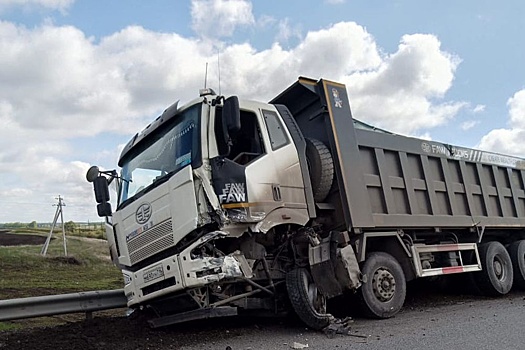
[118,105,201,206]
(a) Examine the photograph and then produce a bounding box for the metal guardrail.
[0,289,127,321]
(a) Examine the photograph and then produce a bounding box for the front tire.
[358,252,406,319]
[286,268,331,330]
[474,241,513,296]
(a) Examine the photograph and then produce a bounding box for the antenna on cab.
[204,62,208,89]
[217,50,221,96]
[199,61,216,97]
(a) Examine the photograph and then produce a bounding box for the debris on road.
[322,317,353,338]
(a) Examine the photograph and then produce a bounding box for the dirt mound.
[0,233,48,246]
[50,256,82,265]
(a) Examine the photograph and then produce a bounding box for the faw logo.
[136,203,152,224]
[219,183,246,204]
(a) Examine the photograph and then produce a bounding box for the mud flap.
[308,233,342,298]
[309,232,361,298]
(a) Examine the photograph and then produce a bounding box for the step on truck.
[87,77,525,329]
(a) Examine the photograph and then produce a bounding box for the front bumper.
[123,231,251,306]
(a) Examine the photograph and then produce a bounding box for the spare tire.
[305,138,334,202]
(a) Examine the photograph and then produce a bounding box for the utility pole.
[41,195,67,256]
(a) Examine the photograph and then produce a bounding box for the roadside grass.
[11,226,106,240]
[0,231,123,329]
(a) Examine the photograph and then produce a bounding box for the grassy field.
[0,231,123,330]
[10,226,106,240]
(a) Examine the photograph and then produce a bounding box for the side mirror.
[223,96,241,133]
[93,176,110,203]
[90,175,112,217]
[216,96,241,157]
[97,202,112,217]
[86,166,100,182]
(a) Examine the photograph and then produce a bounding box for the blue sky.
[0,0,524,222]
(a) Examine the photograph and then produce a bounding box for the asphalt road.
[2,285,525,350]
[179,288,525,350]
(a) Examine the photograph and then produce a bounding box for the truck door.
[212,105,306,223]
[259,109,307,211]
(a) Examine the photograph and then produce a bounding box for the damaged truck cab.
[87,83,360,329]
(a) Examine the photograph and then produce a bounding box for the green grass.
[11,226,106,240]
[0,232,124,329]
[0,235,122,300]
[0,322,20,331]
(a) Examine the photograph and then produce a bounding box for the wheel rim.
[302,271,326,314]
[372,268,396,302]
[493,256,506,280]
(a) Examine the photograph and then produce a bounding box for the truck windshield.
[118,104,201,207]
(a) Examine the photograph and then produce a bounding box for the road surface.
[1,283,524,350]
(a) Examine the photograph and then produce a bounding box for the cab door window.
[262,110,289,150]
[226,110,265,165]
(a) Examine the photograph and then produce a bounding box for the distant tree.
[64,221,76,233]
[28,221,37,228]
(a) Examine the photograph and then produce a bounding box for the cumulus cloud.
[0,18,467,221]
[478,89,525,156]
[275,18,302,45]
[0,0,74,12]
[473,104,485,113]
[461,120,479,130]
[345,34,464,134]
[191,0,255,39]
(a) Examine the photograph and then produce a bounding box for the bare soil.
[0,232,47,246]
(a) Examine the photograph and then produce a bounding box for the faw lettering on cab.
[218,182,247,203]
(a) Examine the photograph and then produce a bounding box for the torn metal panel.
[335,245,361,290]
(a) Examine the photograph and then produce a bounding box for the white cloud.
[275,18,302,45]
[461,120,479,130]
[0,0,74,12]
[325,0,345,4]
[473,104,485,113]
[478,89,525,156]
[508,89,525,128]
[345,34,464,134]
[0,19,467,221]
[191,0,255,39]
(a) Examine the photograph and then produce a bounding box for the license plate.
[143,265,164,283]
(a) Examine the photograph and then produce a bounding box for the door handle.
[272,184,282,201]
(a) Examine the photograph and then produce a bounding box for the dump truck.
[87,77,525,329]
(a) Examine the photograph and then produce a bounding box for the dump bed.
[271,77,525,232]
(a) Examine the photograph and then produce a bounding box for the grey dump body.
[272,77,525,233]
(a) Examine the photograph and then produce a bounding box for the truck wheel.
[305,138,334,202]
[286,268,331,330]
[358,252,406,319]
[474,241,513,296]
[507,240,525,290]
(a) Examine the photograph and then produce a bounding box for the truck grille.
[127,220,174,265]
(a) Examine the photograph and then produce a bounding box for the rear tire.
[286,268,331,330]
[358,252,406,319]
[507,240,525,290]
[305,138,334,202]
[474,241,513,296]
